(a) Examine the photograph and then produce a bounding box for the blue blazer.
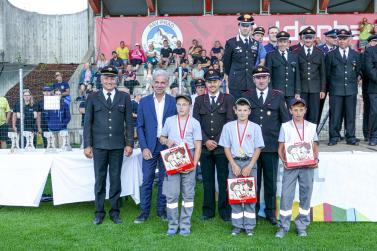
[137,93,177,153]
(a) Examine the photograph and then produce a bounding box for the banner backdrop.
[96,14,377,59]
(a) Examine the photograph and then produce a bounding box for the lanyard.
[177,115,190,140]
[293,120,304,142]
[237,121,249,147]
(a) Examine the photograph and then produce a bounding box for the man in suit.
[223,14,266,100]
[84,66,134,225]
[243,66,290,225]
[326,29,361,146]
[364,34,377,146]
[193,69,235,222]
[289,28,307,51]
[294,27,326,124]
[266,31,301,104]
[134,69,177,224]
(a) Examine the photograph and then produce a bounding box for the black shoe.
[369,141,377,146]
[93,216,104,225]
[328,141,337,146]
[221,216,231,222]
[201,215,214,221]
[346,140,359,146]
[364,137,369,142]
[134,213,148,224]
[158,214,168,221]
[110,215,122,224]
[266,217,278,226]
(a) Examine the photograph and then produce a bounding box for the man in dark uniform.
[253,26,265,43]
[289,28,307,51]
[266,31,301,104]
[223,14,266,100]
[84,66,134,225]
[243,66,290,225]
[326,29,361,146]
[193,69,235,222]
[364,34,377,146]
[317,29,338,125]
[294,27,326,124]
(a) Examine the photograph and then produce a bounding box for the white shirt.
[339,47,349,59]
[239,33,250,44]
[208,92,220,105]
[279,50,288,60]
[257,87,269,104]
[103,89,115,102]
[153,93,165,137]
[304,46,314,56]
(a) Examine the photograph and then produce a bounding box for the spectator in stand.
[12,89,38,146]
[264,26,279,53]
[46,89,71,148]
[190,64,205,94]
[158,40,173,69]
[132,92,142,139]
[174,59,189,87]
[109,51,124,75]
[253,26,265,43]
[116,41,130,65]
[123,64,138,95]
[173,40,186,67]
[197,50,211,73]
[79,63,95,98]
[53,72,71,106]
[188,39,203,65]
[145,43,159,67]
[95,53,109,90]
[0,95,11,149]
[143,62,155,94]
[130,43,146,71]
[210,40,224,65]
[37,86,53,147]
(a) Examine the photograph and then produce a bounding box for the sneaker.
[231,227,242,236]
[297,230,307,237]
[275,228,287,238]
[166,228,177,236]
[245,229,254,236]
[179,228,190,236]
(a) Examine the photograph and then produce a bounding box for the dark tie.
[281,51,287,62]
[107,92,112,106]
[210,96,216,109]
[342,49,347,62]
[258,92,264,105]
[245,39,249,47]
[307,48,311,57]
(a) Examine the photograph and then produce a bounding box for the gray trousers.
[228,159,257,230]
[279,168,314,231]
[162,169,196,231]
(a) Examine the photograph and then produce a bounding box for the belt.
[234,156,251,161]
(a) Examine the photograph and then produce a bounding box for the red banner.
[96,14,377,59]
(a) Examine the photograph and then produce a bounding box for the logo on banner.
[141,19,183,52]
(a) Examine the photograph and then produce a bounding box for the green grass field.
[0,181,376,250]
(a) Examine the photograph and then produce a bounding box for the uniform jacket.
[364,45,377,94]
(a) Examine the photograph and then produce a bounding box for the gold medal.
[238,147,246,157]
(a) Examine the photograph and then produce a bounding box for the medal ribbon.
[293,120,304,142]
[178,115,190,140]
[237,121,249,147]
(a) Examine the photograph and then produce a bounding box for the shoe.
[245,229,254,236]
[158,214,168,221]
[231,227,242,236]
[110,215,122,224]
[93,216,104,225]
[166,228,177,236]
[275,228,287,238]
[221,216,231,222]
[134,213,148,224]
[364,137,369,142]
[327,141,337,146]
[369,141,377,146]
[179,228,190,236]
[201,215,214,221]
[297,230,308,237]
[346,140,359,146]
[266,217,278,226]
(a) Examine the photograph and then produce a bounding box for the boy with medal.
[276,98,319,238]
[159,94,202,236]
[219,98,265,236]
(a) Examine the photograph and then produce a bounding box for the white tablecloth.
[0,149,143,207]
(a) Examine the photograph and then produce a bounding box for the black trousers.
[329,95,357,142]
[363,92,370,139]
[300,92,320,124]
[255,152,279,219]
[368,93,377,140]
[93,148,124,218]
[200,147,230,219]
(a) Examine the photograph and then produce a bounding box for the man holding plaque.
[193,69,235,222]
[84,66,134,225]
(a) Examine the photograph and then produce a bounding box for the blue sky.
[9,0,87,14]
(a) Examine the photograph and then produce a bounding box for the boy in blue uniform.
[219,98,264,236]
[276,98,319,238]
[160,94,202,236]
